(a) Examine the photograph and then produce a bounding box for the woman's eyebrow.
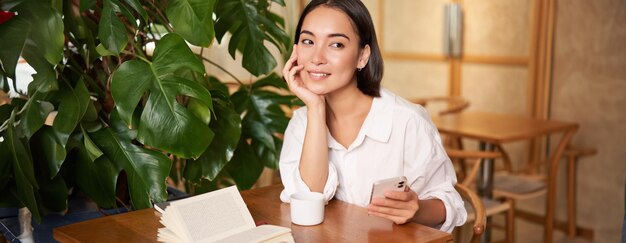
[300,30,351,41]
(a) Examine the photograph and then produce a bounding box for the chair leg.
[567,155,577,237]
[507,199,515,243]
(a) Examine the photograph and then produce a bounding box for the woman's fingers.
[370,197,418,212]
[283,51,296,78]
[368,191,419,224]
[370,197,404,209]
[368,210,411,224]
[287,65,304,89]
[384,190,415,202]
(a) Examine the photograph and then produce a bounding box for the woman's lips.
[308,71,330,80]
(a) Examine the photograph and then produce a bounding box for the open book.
[157,186,294,243]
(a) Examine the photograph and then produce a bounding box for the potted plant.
[0,0,295,226]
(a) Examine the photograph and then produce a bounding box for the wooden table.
[54,184,453,242]
[432,111,578,243]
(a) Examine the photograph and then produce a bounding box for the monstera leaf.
[111,33,214,159]
[3,110,41,222]
[227,74,296,188]
[214,0,289,76]
[166,0,217,47]
[185,89,241,183]
[98,0,128,54]
[0,0,63,92]
[91,127,172,209]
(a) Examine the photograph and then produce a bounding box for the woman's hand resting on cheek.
[367,187,420,224]
[282,46,325,107]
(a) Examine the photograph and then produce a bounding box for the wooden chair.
[455,183,485,243]
[447,149,515,243]
[563,146,597,237]
[494,145,597,239]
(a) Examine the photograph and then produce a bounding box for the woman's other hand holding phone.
[283,45,324,107]
[367,187,420,225]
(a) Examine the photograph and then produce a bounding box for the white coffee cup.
[290,191,325,226]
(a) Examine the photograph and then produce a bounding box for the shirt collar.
[360,88,394,143]
[327,88,395,150]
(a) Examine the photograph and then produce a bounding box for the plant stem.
[146,1,174,32]
[0,119,8,133]
[122,50,151,63]
[199,56,244,86]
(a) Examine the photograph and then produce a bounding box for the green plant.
[0,0,296,223]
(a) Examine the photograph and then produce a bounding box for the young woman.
[279,0,466,232]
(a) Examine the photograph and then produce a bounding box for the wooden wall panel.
[463,0,531,56]
[382,0,448,54]
[461,64,528,115]
[382,60,449,99]
[549,0,626,242]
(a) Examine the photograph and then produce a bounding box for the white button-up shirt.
[279,88,466,232]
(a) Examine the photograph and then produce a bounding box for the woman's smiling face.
[296,6,370,95]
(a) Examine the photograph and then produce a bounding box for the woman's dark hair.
[294,0,383,97]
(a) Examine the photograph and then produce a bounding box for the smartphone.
[369,176,408,203]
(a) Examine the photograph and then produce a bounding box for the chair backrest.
[446,149,503,187]
[410,96,470,116]
[455,183,485,243]
[448,149,504,242]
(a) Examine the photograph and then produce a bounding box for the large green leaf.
[0,103,12,125]
[4,110,41,222]
[166,0,216,47]
[30,127,66,178]
[0,16,29,80]
[73,143,119,209]
[0,0,63,80]
[23,51,58,95]
[99,0,128,55]
[36,173,67,213]
[226,139,264,190]
[214,0,288,76]
[243,118,275,152]
[109,109,138,141]
[81,125,103,161]
[0,141,12,191]
[184,93,241,182]
[122,0,148,22]
[111,33,214,159]
[91,128,172,209]
[229,74,294,173]
[30,136,68,213]
[52,80,90,146]
[21,98,54,139]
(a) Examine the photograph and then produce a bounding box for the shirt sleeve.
[403,113,467,233]
[279,108,338,203]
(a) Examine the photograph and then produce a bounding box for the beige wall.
[549,0,626,241]
[364,0,625,242]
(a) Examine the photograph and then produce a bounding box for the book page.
[214,225,293,243]
[168,186,256,242]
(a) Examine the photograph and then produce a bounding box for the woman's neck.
[324,82,373,121]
